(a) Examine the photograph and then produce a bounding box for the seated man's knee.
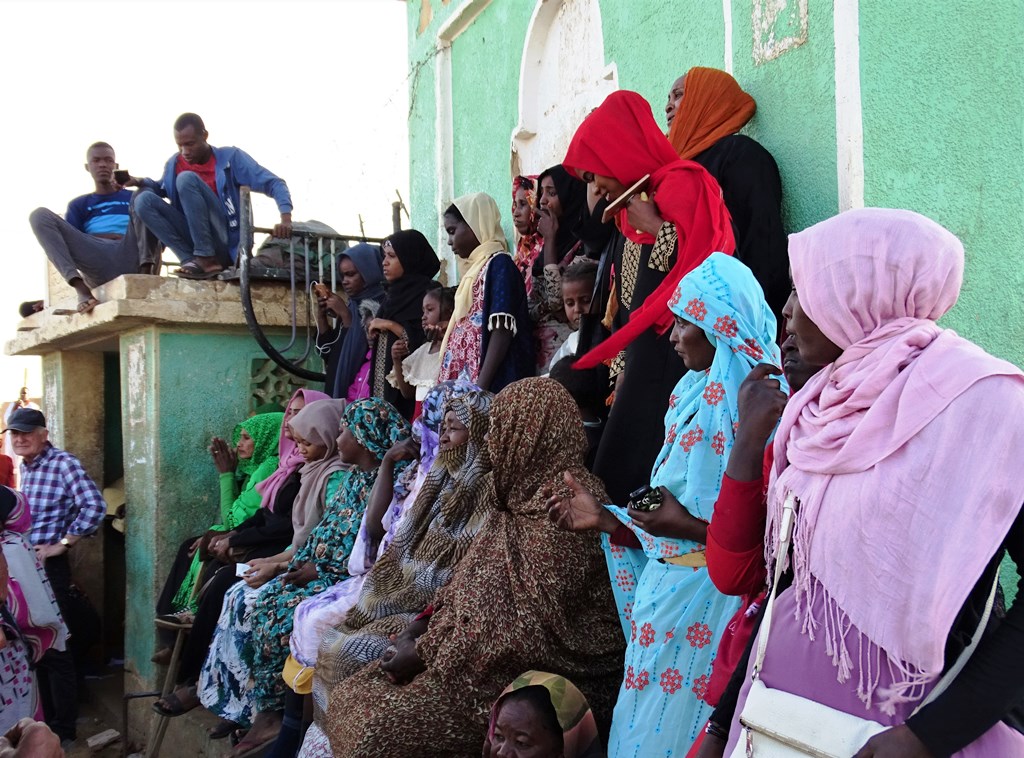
[28,207,57,231]
[175,171,204,192]
[133,190,161,216]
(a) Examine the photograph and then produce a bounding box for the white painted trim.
[834,0,864,211]
[438,0,493,42]
[722,0,733,74]
[433,0,493,280]
[434,40,454,263]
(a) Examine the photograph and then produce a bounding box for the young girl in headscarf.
[530,165,589,371]
[314,244,386,400]
[367,230,442,418]
[511,175,542,293]
[436,192,534,392]
[484,671,602,758]
[549,253,781,755]
[563,90,735,506]
[159,411,284,620]
[666,66,789,318]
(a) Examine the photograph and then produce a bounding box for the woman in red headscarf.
[563,90,734,505]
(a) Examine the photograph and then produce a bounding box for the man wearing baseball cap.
[6,408,105,745]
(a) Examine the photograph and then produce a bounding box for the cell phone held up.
[114,169,130,185]
[627,484,663,512]
[312,282,330,300]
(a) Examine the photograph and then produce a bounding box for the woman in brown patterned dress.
[322,378,624,757]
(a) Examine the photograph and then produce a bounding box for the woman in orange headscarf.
[563,90,734,505]
[666,67,789,317]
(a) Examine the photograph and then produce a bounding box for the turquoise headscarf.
[609,252,783,558]
[342,398,411,463]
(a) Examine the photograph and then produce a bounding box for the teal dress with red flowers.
[601,253,782,755]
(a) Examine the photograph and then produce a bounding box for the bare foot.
[229,710,281,756]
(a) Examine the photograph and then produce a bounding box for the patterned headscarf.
[606,253,781,559]
[487,378,606,513]
[487,671,601,758]
[342,398,411,464]
[232,412,283,478]
[512,175,542,295]
[416,380,479,468]
[311,388,493,695]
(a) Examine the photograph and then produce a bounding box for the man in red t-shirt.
[130,113,294,279]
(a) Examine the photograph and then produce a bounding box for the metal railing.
[235,186,400,381]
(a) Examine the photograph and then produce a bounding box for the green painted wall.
[598,0,724,106]
[451,4,532,214]
[122,327,286,684]
[859,0,1024,369]
[732,0,839,232]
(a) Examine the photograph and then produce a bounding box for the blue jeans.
[134,171,230,264]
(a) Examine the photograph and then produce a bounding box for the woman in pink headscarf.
[725,209,1024,757]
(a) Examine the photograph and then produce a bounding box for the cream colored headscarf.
[439,192,508,355]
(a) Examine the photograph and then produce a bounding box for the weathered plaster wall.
[732,0,839,232]
[122,328,280,686]
[451,3,532,216]
[859,0,1024,369]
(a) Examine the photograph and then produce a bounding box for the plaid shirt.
[21,443,106,545]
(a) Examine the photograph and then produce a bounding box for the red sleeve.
[705,447,772,596]
[0,456,13,488]
[610,524,642,549]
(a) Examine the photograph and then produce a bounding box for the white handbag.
[730,493,997,758]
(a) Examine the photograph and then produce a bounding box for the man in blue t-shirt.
[29,142,161,314]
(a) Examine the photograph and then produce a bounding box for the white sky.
[0,0,410,401]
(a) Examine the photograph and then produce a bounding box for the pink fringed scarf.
[765,208,1024,713]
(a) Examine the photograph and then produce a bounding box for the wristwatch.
[59,537,70,548]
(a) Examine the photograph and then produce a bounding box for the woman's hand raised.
[546,471,619,534]
[209,437,237,474]
[625,192,665,236]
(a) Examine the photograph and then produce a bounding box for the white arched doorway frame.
[511,0,619,179]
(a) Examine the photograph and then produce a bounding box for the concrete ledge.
[7,274,311,356]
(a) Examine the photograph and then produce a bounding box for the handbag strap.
[752,490,1000,715]
[751,491,795,677]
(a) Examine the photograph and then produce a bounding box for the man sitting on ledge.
[29,142,161,314]
[127,112,294,280]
